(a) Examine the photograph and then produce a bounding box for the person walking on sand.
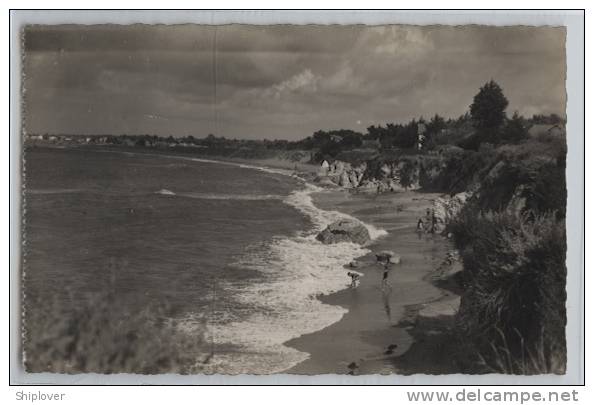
[376,250,398,288]
[381,261,391,288]
[423,208,433,233]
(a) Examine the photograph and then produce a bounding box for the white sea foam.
[156,189,283,201]
[156,188,176,196]
[110,149,387,374]
[180,181,387,375]
[286,183,389,240]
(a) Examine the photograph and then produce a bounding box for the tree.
[338,130,363,149]
[470,80,509,131]
[366,125,383,140]
[426,114,446,136]
[502,112,528,144]
[531,113,564,125]
[379,121,418,149]
[399,159,416,190]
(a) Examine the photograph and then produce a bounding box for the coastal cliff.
[317,157,421,192]
[315,141,563,227]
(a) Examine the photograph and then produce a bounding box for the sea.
[23,146,386,374]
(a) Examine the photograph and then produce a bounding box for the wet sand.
[286,189,456,375]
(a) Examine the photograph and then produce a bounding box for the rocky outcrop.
[316,219,371,245]
[324,160,367,188]
[317,157,424,192]
[359,159,421,192]
[432,191,473,228]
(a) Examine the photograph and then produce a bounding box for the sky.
[23,24,566,140]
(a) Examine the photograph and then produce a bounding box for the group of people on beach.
[346,208,441,291]
[417,208,439,234]
[347,250,397,289]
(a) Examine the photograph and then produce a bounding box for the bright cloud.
[266,69,321,99]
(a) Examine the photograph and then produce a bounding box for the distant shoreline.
[27,143,321,177]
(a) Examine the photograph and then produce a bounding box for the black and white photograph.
[11,10,583,384]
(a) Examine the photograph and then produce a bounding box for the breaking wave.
[178,175,387,374]
[116,150,387,374]
[156,189,283,201]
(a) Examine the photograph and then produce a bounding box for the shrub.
[398,157,419,189]
[457,132,485,151]
[450,210,567,374]
[489,164,565,218]
[500,113,529,144]
[514,161,565,219]
[418,148,494,194]
[23,291,208,374]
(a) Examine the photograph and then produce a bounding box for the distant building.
[417,123,426,135]
[417,123,426,151]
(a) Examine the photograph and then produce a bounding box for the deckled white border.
[9,10,584,385]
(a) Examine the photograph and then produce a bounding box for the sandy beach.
[286,189,460,375]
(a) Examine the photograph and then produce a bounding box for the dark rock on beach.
[316,219,371,245]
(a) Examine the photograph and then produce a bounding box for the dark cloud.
[23,24,566,139]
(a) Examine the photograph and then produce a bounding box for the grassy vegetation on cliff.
[449,211,566,374]
[409,81,567,374]
[435,82,568,373]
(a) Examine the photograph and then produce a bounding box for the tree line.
[60,80,564,164]
[297,80,564,161]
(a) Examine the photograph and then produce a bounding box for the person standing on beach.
[376,250,397,288]
[423,208,431,232]
[424,208,437,233]
[381,261,391,288]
